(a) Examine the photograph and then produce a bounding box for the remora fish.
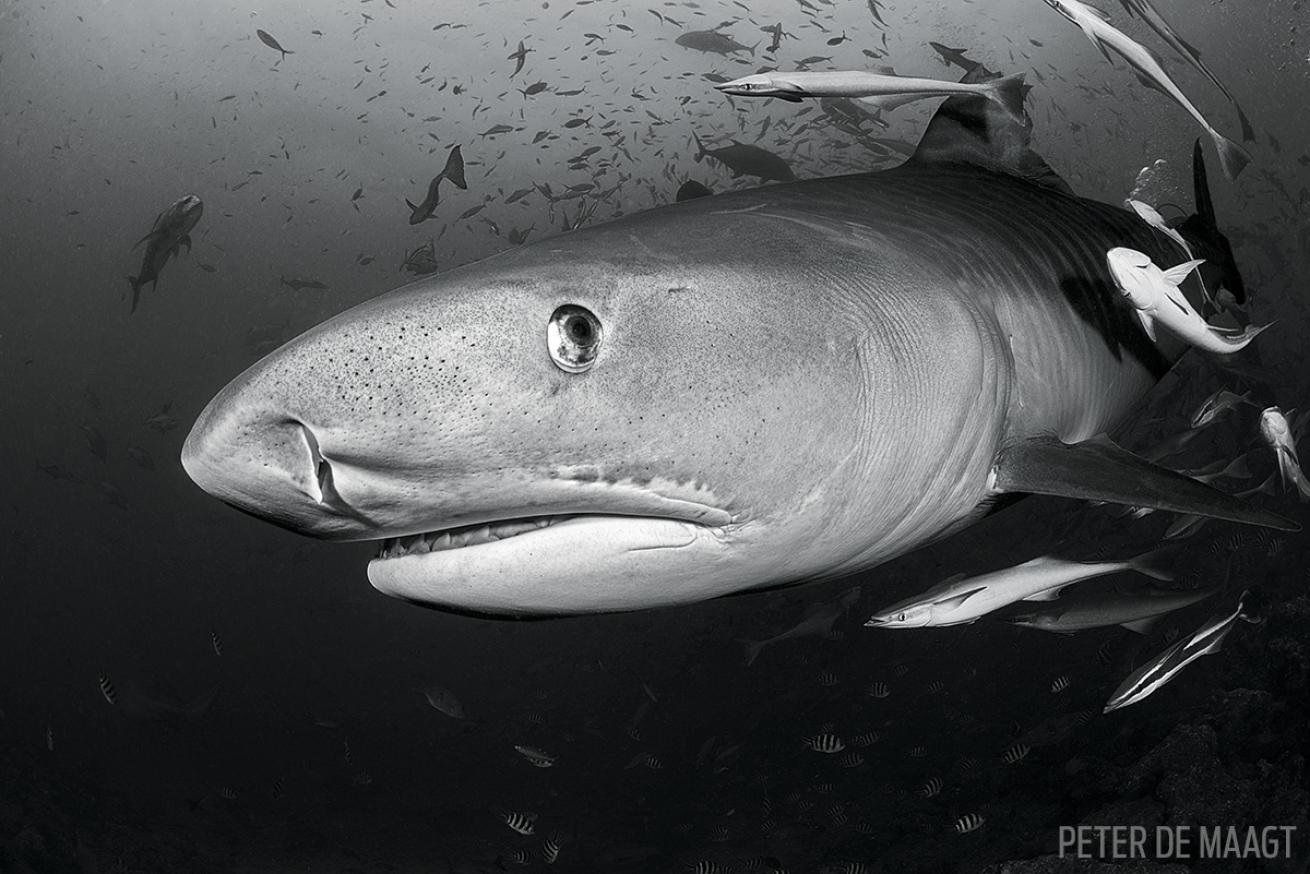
[407,145,467,225]
[128,194,203,313]
[1106,248,1271,352]
[181,74,1295,616]
[1114,0,1255,141]
[675,30,754,56]
[1103,589,1252,712]
[1039,0,1249,180]
[738,587,860,665]
[929,42,978,72]
[1010,583,1218,633]
[714,70,1025,112]
[865,548,1173,628]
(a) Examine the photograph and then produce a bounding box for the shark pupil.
[546,305,602,373]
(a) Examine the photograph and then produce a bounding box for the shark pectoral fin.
[1121,617,1160,634]
[1136,310,1157,342]
[1162,259,1205,286]
[774,92,804,103]
[934,586,988,611]
[991,435,1301,531]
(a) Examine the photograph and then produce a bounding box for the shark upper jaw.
[182,412,742,614]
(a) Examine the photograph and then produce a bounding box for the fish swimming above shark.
[181,69,1296,617]
[714,70,1026,114]
[1039,0,1250,180]
[407,145,467,225]
[1114,0,1255,142]
[692,133,794,182]
[675,29,755,56]
[128,194,203,313]
[928,42,979,72]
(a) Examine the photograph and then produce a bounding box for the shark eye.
[547,305,602,373]
[897,613,906,622]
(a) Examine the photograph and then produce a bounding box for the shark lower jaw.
[365,512,741,615]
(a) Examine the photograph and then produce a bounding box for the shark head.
[182,200,923,616]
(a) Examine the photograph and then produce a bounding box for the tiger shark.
[182,74,1295,616]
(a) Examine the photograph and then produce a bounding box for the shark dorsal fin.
[911,66,1073,196]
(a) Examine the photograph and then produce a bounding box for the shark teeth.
[376,516,575,560]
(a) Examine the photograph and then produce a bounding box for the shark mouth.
[375,514,582,559]
[365,506,736,614]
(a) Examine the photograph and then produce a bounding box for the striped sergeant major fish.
[919,777,943,798]
[838,751,865,768]
[1104,589,1254,712]
[98,674,117,705]
[804,734,846,754]
[539,832,563,864]
[498,810,537,836]
[953,813,985,834]
[1002,742,1031,764]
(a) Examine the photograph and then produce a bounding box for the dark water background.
[2,0,1309,871]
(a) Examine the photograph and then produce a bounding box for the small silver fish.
[513,745,557,768]
[418,684,465,718]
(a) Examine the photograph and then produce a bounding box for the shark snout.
[181,387,374,538]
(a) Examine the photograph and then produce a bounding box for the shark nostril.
[295,422,336,507]
[315,456,333,504]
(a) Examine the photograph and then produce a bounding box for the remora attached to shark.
[181,70,1296,616]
